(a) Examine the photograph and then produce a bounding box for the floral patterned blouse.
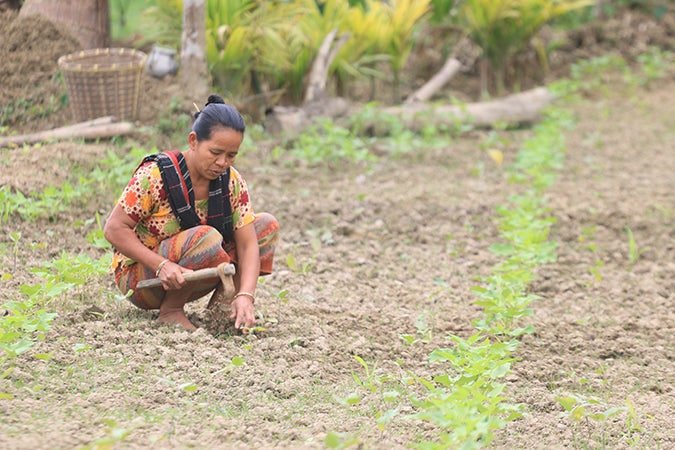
[111,160,255,272]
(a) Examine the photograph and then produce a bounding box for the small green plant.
[285,253,314,274]
[635,46,673,86]
[623,397,653,444]
[400,312,433,346]
[0,298,57,367]
[79,419,135,450]
[588,259,604,284]
[556,394,627,448]
[351,355,379,393]
[283,119,374,164]
[85,213,111,250]
[324,431,361,449]
[624,226,646,265]
[212,355,246,376]
[578,224,597,251]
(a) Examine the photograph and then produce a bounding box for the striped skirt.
[114,212,279,309]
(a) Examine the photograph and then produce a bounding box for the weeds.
[556,394,636,448]
[407,101,572,448]
[280,119,374,165]
[0,146,145,224]
[79,419,135,450]
[1,248,111,394]
[400,313,433,346]
[623,226,646,265]
[635,46,673,87]
[351,355,379,393]
[0,93,68,128]
[324,431,361,449]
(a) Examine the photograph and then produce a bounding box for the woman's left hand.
[230,296,256,332]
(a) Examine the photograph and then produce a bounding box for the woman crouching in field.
[104,94,279,331]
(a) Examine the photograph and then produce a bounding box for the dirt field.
[1,7,674,450]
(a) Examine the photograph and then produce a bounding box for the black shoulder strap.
[207,168,234,244]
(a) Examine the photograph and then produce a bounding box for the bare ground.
[1,7,674,450]
[0,73,673,449]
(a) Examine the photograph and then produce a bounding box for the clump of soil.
[0,11,80,129]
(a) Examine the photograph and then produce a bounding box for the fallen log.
[265,87,555,138]
[264,28,552,137]
[384,87,555,129]
[264,97,350,140]
[0,116,135,147]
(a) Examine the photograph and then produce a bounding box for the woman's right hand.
[157,261,192,290]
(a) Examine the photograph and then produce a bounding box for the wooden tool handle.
[135,263,236,290]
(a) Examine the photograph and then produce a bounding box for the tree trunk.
[20,0,110,49]
[304,29,349,104]
[180,0,209,104]
[382,87,554,129]
[404,57,462,104]
[265,87,554,139]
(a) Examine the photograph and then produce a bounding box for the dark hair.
[192,94,246,140]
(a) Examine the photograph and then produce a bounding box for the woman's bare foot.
[158,309,196,331]
[159,290,196,331]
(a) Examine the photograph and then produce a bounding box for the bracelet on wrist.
[234,291,255,304]
[155,259,170,277]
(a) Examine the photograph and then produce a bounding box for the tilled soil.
[1,75,673,449]
[1,7,674,450]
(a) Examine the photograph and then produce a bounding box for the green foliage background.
[109,0,603,101]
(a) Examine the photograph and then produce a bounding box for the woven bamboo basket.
[58,48,147,122]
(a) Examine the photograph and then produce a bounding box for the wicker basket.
[58,48,147,122]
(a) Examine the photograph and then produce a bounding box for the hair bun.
[205,94,225,107]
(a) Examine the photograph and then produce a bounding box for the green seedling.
[85,212,111,250]
[1,366,15,399]
[157,376,200,393]
[412,93,572,449]
[334,391,362,407]
[285,253,314,274]
[212,356,245,376]
[556,394,627,448]
[324,431,361,449]
[351,355,379,393]
[375,408,400,432]
[79,419,135,450]
[623,397,655,445]
[271,288,289,303]
[578,224,598,251]
[400,313,433,346]
[72,343,92,353]
[624,226,646,265]
[588,259,604,284]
